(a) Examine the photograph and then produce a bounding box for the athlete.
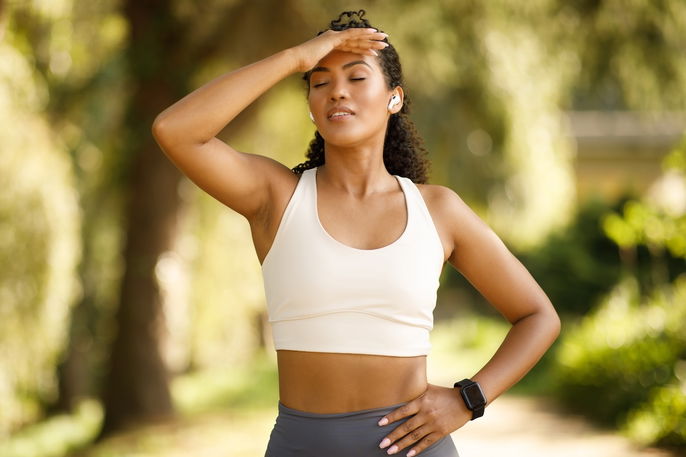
[152,9,561,457]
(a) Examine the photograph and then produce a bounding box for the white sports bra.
[261,166,445,356]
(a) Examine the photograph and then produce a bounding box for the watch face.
[462,384,486,408]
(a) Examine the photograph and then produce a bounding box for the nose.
[328,78,349,101]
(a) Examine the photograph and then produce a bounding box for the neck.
[317,148,395,198]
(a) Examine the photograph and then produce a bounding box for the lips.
[327,106,355,120]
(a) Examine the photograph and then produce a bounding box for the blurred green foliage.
[172,350,279,414]
[517,139,686,317]
[550,142,686,449]
[518,195,686,317]
[428,312,510,385]
[0,24,82,434]
[603,138,686,260]
[552,275,686,446]
[517,197,625,316]
[604,200,686,258]
[0,400,101,457]
[625,380,686,448]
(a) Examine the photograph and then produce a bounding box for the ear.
[388,86,404,114]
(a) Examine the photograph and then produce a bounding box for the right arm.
[151,28,388,220]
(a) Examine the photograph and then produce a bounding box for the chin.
[319,125,381,148]
[319,130,365,148]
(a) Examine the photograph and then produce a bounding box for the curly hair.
[290,9,432,184]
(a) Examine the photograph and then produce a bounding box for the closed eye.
[312,78,366,88]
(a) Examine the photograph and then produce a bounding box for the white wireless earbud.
[387,94,400,110]
[309,111,315,122]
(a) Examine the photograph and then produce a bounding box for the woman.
[152,9,560,457]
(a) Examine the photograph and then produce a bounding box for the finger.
[330,27,387,39]
[404,432,443,457]
[354,30,388,41]
[339,47,379,56]
[336,44,379,57]
[337,38,388,55]
[378,402,419,426]
[378,415,422,451]
[338,37,366,48]
[341,27,381,35]
[335,29,388,45]
[352,32,389,43]
[352,39,389,50]
[329,27,376,42]
[384,424,433,456]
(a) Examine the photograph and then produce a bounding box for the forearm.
[470,308,561,405]
[152,47,300,145]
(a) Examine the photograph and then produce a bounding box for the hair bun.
[330,9,371,30]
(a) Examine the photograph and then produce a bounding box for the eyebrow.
[310,60,372,74]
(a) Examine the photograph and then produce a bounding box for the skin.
[152,27,561,457]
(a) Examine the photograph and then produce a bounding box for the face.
[307,50,399,148]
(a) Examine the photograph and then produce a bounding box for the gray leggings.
[264,401,460,457]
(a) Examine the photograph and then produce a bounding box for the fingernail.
[378,417,388,426]
[387,445,398,455]
[407,451,416,457]
[379,438,391,448]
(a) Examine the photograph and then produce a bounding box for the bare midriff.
[276,349,428,413]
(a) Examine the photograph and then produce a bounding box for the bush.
[516,197,626,316]
[625,382,686,448]
[551,274,686,448]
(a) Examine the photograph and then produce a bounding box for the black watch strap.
[454,379,487,420]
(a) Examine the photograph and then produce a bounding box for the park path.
[450,395,679,457]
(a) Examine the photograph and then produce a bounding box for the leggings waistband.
[277,400,410,419]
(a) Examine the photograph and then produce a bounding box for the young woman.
[152,10,560,457]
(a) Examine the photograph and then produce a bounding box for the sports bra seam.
[269,308,432,329]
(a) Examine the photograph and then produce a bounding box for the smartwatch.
[454,378,487,420]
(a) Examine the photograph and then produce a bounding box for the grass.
[0,400,102,457]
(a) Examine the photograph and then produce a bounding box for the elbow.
[546,305,562,343]
[151,114,177,152]
[534,293,562,343]
[515,300,562,344]
[151,114,168,142]
[151,113,205,150]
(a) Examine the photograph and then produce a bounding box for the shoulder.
[415,182,472,227]
[415,182,460,206]
[415,182,499,265]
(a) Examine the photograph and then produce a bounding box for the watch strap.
[454,378,486,420]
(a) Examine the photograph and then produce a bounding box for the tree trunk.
[98,132,181,436]
[97,0,311,437]
[98,0,183,437]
